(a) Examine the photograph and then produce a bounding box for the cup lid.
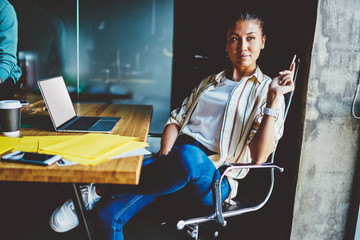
[0,100,22,109]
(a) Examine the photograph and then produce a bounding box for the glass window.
[79,0,173,133]
[13,0,174,133]
[13,0,76,92]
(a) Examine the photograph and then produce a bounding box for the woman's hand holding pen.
[267,55,296,109]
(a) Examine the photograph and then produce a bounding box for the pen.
[290,54,296,69]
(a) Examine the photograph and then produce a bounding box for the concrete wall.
[291,0,360,239]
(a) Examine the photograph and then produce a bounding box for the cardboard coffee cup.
[0,100,22,137]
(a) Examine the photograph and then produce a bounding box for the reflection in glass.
[13,0,75,91]
[79,0,173,132]
[14,0,173,132]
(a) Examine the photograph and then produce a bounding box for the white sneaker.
[50,183,101,233]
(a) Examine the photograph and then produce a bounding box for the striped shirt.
[166,66,285,201]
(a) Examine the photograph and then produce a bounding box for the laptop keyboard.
[64,117,101,130]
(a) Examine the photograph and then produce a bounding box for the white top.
[181,76,237,153]
[167,67,285,201]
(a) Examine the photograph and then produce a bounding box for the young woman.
[50,12,295,239]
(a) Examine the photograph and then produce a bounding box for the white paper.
[56,158,78,166]
[110,148,152,159]
[56,148,152,166]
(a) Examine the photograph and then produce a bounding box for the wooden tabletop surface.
[0,100,153,185]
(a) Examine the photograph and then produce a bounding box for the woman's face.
[225,20,266,72]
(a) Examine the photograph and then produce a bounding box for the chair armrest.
[222,162,284,173]
[213,162,284,226]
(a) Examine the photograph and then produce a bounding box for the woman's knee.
[174,144,214,175]
[179,144,207,161]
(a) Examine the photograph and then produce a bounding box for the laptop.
[37,76,121,133]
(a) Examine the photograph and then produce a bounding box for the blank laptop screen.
[38,76,76,128]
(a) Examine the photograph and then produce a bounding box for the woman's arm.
[249,62,295,164]
[158,123,180,156]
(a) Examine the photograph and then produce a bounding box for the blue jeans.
[96,136,231,240]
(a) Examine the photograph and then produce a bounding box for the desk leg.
[71,183,94,240]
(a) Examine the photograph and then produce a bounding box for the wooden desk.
[0,101,153,239]
[0,101,153,185]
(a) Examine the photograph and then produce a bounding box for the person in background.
[15,0,66,80]
[49,12,296,240]
[0,0,22,100]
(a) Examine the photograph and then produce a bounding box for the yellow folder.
[4,134,148,166]
[0,137,20,154]
[40,134,143,165]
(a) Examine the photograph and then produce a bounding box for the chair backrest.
[224,58,300,213]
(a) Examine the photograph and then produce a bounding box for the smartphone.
[1,151,61,166]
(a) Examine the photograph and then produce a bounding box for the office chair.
[172,58,300,239]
